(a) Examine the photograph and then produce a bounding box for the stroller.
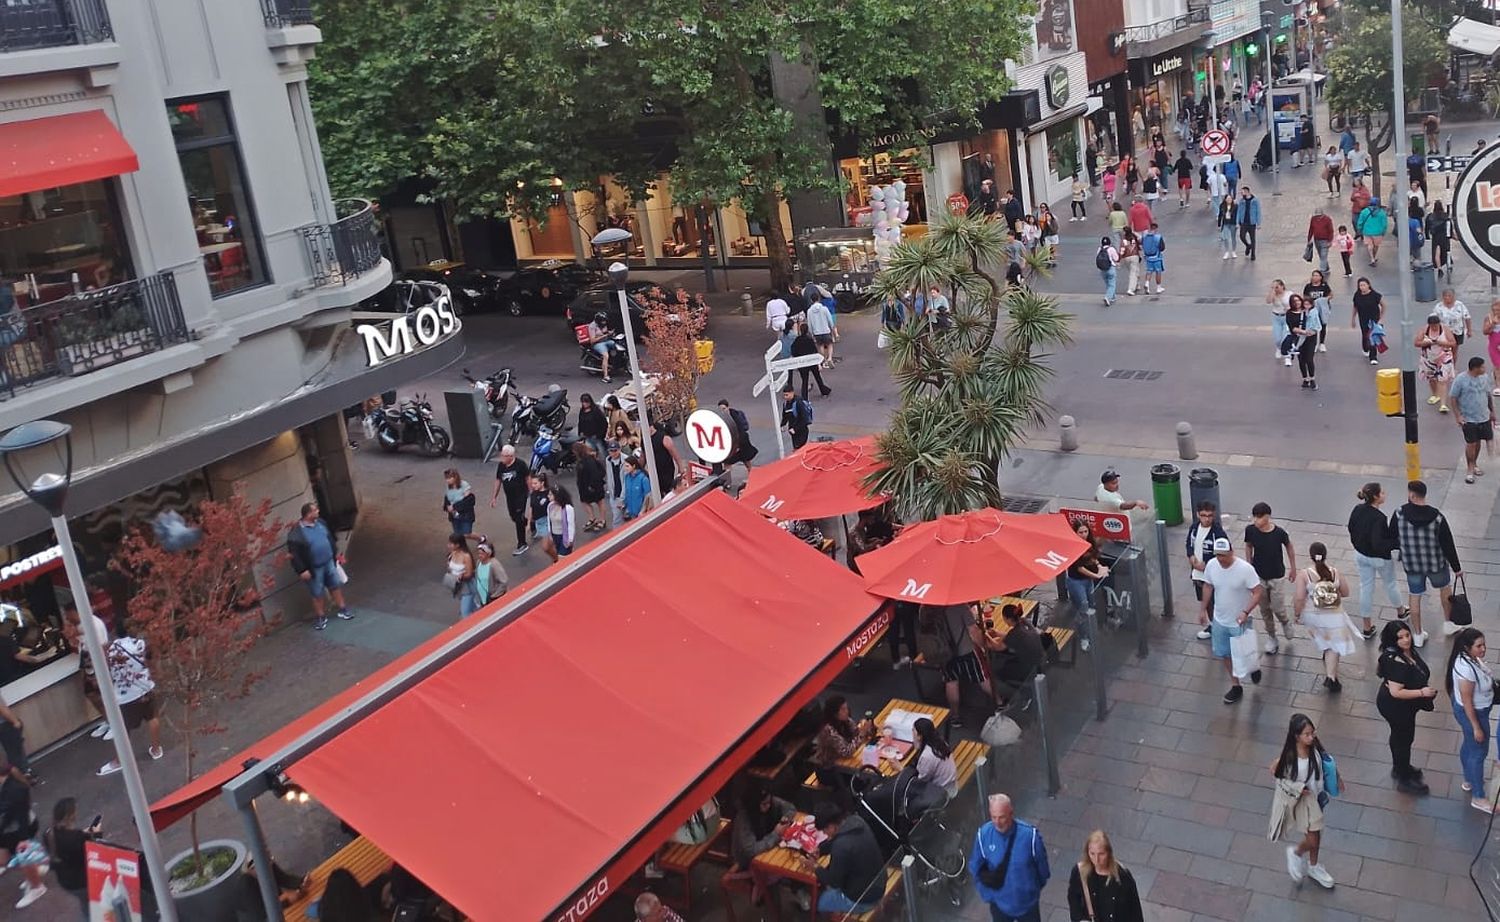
[1251,131,1274,172]
[850,767,967,909]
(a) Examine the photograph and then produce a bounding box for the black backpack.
[1095,246,1112,270]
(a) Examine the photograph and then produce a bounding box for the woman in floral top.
[812,696,872,785]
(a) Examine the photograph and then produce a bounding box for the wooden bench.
[746,732,811,781]
[658,818,730,915]
[826,865,902,921]
[1044,626,1077,667]
[284,836,393,922]
[950,739,989,793]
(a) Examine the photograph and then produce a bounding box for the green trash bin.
[1151,463,1183,525]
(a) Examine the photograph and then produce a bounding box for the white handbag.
[877,330,891,350]
[981,712,1022,747]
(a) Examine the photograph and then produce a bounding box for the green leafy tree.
[1323,6,1445,193]
[863,213,1072,520]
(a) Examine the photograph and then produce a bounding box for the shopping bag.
[1450,574,1473,626]
[1228,625,1260,679]
[981,712,1023,746]
[1302,240,1314,262]
[877,330,891,350]
[670,796,721,845]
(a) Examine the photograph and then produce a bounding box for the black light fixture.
[0,419,72,516]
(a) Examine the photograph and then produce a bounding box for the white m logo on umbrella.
[900,579,932,599]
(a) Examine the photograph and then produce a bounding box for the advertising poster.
[87,841,142,922]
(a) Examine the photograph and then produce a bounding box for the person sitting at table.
[849,506,896,557]
[801,802,886,915]
[992,603,1045,708]
[728,782,798,907]
[812,696,873,786]
[911,717,958,798]
[317,867,376,922]
[634,891,685,922]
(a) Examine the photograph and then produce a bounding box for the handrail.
[1120,8,1209,47]
[300,199,384,287]
[0,0,112,52]
[261,0,314,28]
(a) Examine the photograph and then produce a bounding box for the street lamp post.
[1261,12,1281,196]
[0,421,178,922]
[1390,0,1420,479]
[590,228,664,501]
[1203,31,1219,132]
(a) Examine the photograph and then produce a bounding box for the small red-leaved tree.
[110,488,286,879]
[640,285,710,427]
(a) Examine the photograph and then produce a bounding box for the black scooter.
[509,387,570,444]
[375,395,451,457]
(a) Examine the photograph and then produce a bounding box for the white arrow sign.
[764,342,783,363]
[769,354,828,374]
[752,370,790,398]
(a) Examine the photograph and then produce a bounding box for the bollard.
[900,854,919,921]
[1176,421,1198,460]
[739,288,752,316]
[975,754,990,815]
[1154,519,1173,621]
[1086,603,1108,721]
[1059,415,1078,452]
[1033,674,1061,797]
[1137,541,1154,658]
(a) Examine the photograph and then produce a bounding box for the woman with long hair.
[1446,627,1496,813]
[1065,521,1110,652]
[1375,620,1435,794]
[1483,299,1500,396]
[1293,542,1358,691]
[1118,229,1142,297]
[1217,194,1238,260]
[1417,312,1457,413]
[811,695,872,785]
[1067,830,1144,922]
[1268,714,1338,888]
[445,533,476,618]
[911,717,957,797]
[441,468,476,535]
[573,441,609,532]
[1351,277,1386,365]
[1303,269,1333,353]
[545,482,576,563]
[319,867,375,922]
[1286,293,1322,388]
[1267,279,1292,360]
[728,781,797,906]
[1346,483,1405,637]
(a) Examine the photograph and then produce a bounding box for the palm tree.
[864,211,1072,521]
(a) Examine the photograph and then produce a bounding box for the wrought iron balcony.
[0,273,193,399]
[301,199,385,287]
[1120,8,1210,49]
[0,0,112,52]
[262,0,315,28]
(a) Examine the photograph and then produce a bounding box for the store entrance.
[840,148,929,225]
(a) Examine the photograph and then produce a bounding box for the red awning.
[278,491,882,922]
[0,110,139,198]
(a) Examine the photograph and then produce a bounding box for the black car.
[400,261,505,314]
[361,278,452,316]
[493,263,603,316]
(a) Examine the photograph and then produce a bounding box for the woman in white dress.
[1294,541,1360,692]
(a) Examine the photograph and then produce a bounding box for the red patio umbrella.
[739,435,888,520]
[858,508,1089,605]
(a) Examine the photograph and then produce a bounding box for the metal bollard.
[1059,415,1078,452]
[1136,543,1153,659]
[1154,519,1173,621]
[739,288,752,316]
[1176,421,1198,460]
[1033,673,1061,797]
[900,854,919,921]
[1086,603,1107,721]
[975,754,990,815]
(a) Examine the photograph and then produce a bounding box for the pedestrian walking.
[1236,186,1261,259]
[1351,278,1385,365]
[1451,356,1495,484]
[1357,196,1388,265]
[1208,165,1229,215]
[1323,145,1345,196]
[1303,270,1333,353]
[546,482,576,561]
[1333,226,1355,278]
[1407,201,1426,263]
[1347,482,1406,637]
[471,537,508,607]
[442,468,476,536]
[1187,502,1229,640]
[93,630,164,775]
[621,455,654,520]
[1066,830,1144,922]
[490,445,532,556]
[1288,295,1322,387]
[1118,230,1141,296]
[1346,141,1370,184]
[524,471,551,549]
[791,322,832,399]
[287,501,352,631]
[1485,300,1500,395]
[1376,620,1436,794]
[1200,536,1265,703]
[445,533,477,618]
[781,383,814,450]
[1435,288,1472,353]
[1294,542,1359,691]
[1307,208,1334,275]
[806,296,836,368]
[573,442,609,530]
[972,794,1049,922]
[1446,627,1496,812]
[1174,150,1194,207]
[1267,280,1292,360]
[1141,169,1160,213]
[717,398,758,478]
[1267,713,1339,888]
[577,393,608,459]
[1389,479,1463,646]
[1101,167,1117,208]
[1107,202,1128,243]
[1070,174,1088,220]
[0,765,45,907]
[1039,205,1060,266]
[1127,196,1151,236]
[1216,195,1237,259]
[1427,201,1453,276]
[1096,236,1120,305]
[1244,503,1296,653]
[1141,223,1166,294]
[1416,313,1456,414]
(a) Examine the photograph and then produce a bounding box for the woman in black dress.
[1067,830,1144,922]
[1375,620,1438,794]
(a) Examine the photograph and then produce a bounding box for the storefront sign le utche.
[1151,54,1185,79]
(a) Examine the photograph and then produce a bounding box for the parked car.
[361,278,453,316]
[400,261,506,314]
[492,261,603,316]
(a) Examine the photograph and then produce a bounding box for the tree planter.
[166,838,247,922]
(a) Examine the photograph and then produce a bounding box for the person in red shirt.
[1306,208,1335,275]
[1127,196,1152,235]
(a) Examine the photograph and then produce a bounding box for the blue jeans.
[458,588,478,618]
[1219,222,1235,254]
[816,889,877,914]
[1101,266,1117,301]
[1453,702,1493,793]
[1355,552,1403,619]
[1065,576,1095,641]
[304,560,342,599]
[451,517,474,535]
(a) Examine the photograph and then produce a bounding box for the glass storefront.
[167,96,267,297]
[0,179,134,306]
[1046,121,1081,183]
[839,149,929,225]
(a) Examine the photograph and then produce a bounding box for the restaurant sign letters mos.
[1059,506,1133,542]
[1045,64,1071,109]
[1452,144,1500,279]
[356,294,459,368]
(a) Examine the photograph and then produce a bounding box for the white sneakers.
[1305,864,1335,888]
[89,722,108,739]
[1286,846,1305,882]
[1442,621,1464,636]
[1317,343,1328,353]
[1156,286,1165,294]
[1264,637,1279,655]
[1284,356,1294,367]
[1196,627,1212,640]
[1413,631,1428,648]
[15,883,46,910]
[1221,253,1230,260]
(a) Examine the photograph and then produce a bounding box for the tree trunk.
[759,184,794,291]
[1366,119,1393,203]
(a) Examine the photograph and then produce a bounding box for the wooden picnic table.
[750,814,827,922]
[833,698,950,776]
[283,836,393,922]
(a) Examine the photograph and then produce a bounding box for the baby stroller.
[850,767,967,909]
[1251,131,1274,172]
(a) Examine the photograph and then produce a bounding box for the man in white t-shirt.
[96,634,163,776]
[1200,537,1265,704]
[1094,470,1149,511]
[765,296,790,332]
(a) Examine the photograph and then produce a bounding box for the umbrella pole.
[842,514,856,570]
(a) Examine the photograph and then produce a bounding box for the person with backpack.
[1293,542,1358,692]
[1140,223,1166,294]
[780,383,813,450]
[1096,236,1120,306]
[716,399,758,477]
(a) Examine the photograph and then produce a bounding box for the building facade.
[0,0,461,754]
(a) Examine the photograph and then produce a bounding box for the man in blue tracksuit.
[971,794,1049,922]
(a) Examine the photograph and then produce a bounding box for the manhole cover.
[1103,369,1164,381]
[1193,297,1245,304]
[999,495,1048,515]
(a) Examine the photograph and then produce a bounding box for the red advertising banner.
[87,841,142,922]
[1058,506,1132,543]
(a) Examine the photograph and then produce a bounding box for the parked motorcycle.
[531,425,581,473]
[374,395,451,457]
[509,386,570,444]
[462,366,515,420]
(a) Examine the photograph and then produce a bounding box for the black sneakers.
[1250,669,1263,684]
[1223,685,1244,704]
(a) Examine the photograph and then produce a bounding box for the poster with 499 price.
[87,840,142,922]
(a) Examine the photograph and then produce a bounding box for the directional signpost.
[751,342,826,459]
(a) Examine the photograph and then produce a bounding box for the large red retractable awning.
[0,110,139,198]
[273,491,883,922]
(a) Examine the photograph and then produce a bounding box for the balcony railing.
[262,0,314,28]
[1121,8,1210,48]
[0,273,192,399]
[0,0,112,52]
[301,199,385,287]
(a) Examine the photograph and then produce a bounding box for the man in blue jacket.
[971,793,1049,921]
[1235,186,1262,260]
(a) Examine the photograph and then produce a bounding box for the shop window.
[1045,122,1081,184]
[166,96,268,297]
[0,180,134,307]
[720,199,793,259]
[0,540,72,688]
[839,149,929,225]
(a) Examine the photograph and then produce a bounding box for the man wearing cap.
[1200,537,1264,703]
[1095,470,1149,511]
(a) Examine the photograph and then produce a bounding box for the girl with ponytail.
[1294,541,1359,691]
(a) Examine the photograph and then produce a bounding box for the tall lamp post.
[590,228,664,501]
[1203,30,1219,131]
[1261,11,1281,196]
[1390,0,1420,479]
[0,421,178,922]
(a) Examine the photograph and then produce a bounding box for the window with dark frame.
[165,97,267,297]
